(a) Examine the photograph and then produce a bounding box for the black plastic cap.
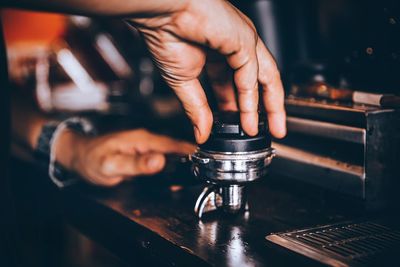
[200,111,271,153]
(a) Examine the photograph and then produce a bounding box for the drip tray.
[266,220,400,266]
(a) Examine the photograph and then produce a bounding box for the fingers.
[256,39,286,138]
[202,1,284,137]
[140,28,212,144]
[92,176,124,187]
[137,130,197,154]
[164,79,213,144]
[102,153,166,178]
[224,47,259,136]
[81,130,194,187]
[233,58,259,136]
[114,129,197,155]
[216,11,259,136]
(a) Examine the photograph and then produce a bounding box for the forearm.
[11,91,81,171]
[4,0,187,17]
[11,91,48,150]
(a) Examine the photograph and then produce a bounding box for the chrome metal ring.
[190,147,275,183]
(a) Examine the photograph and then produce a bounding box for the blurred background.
[3,8,192,267]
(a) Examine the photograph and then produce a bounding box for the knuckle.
[270,68,282,86]
[235,73,258,92]
[245,23,258,47]
[260,64,281,88]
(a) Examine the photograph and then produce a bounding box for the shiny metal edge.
[265,234,350,267]
[271,143,365,198]
[287,116,366,144]
[192,148,275,160]
[273,143,364,177]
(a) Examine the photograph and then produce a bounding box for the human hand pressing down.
[54,129,196,187]
[8,0,286,142]
[129,0,286,143]
[8,0,286,143]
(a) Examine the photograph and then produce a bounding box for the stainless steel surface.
[217,185,245,213]
[286,116,366,144]
[273,97,400,209]
[194,185,248,218]
[194,185,218,219]
[191,147,275,218]
[272,143,365,198]
[191,148,275,184]
[266,220,400,267]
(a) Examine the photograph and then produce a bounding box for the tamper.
[190,111,275,218]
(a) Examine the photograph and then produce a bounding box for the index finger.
[116,130,197,155]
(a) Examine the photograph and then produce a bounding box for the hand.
[130,0,286,143]
[55,129,196,187]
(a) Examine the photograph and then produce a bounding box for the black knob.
[200,111,271,153]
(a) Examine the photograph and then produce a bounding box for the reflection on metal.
[194,185,250,219]
[194,186,217,218]
[198,218,255,267]
[94,33,133,79]
[192,149,275,218]
[227,226,254,267]
[56,48,97,93]
[287,116,366,144]
[35,47,109,112]
[191,111,275,219]
[35,52,52,111]
[266,220,400,266]
[69,16,92,28]
[276,97,400,209]
[191,149,275,184]
[272,143,365,198]
[273,143,363,177]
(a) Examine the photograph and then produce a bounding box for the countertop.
[60,172,359,267]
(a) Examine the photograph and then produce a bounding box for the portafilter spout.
[190,111,275,218]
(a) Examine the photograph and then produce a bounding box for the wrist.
[54,130,87,173]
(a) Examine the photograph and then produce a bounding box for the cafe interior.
[1,0,400,266]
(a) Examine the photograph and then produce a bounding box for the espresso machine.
[232,0,400,211]
[185,0,400,218]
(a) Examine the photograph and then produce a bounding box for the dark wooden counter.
[60,173,360,267]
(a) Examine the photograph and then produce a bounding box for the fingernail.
[270,113,287,138]
[241,112,258,136]
[147,156,162,170]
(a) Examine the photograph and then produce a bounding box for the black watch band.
[35,117,96,188]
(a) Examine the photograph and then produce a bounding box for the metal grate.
[266,221,400,266]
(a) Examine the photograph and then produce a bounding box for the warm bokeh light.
[1,8,67,47]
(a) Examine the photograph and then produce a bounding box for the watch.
[35,117,96,188]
